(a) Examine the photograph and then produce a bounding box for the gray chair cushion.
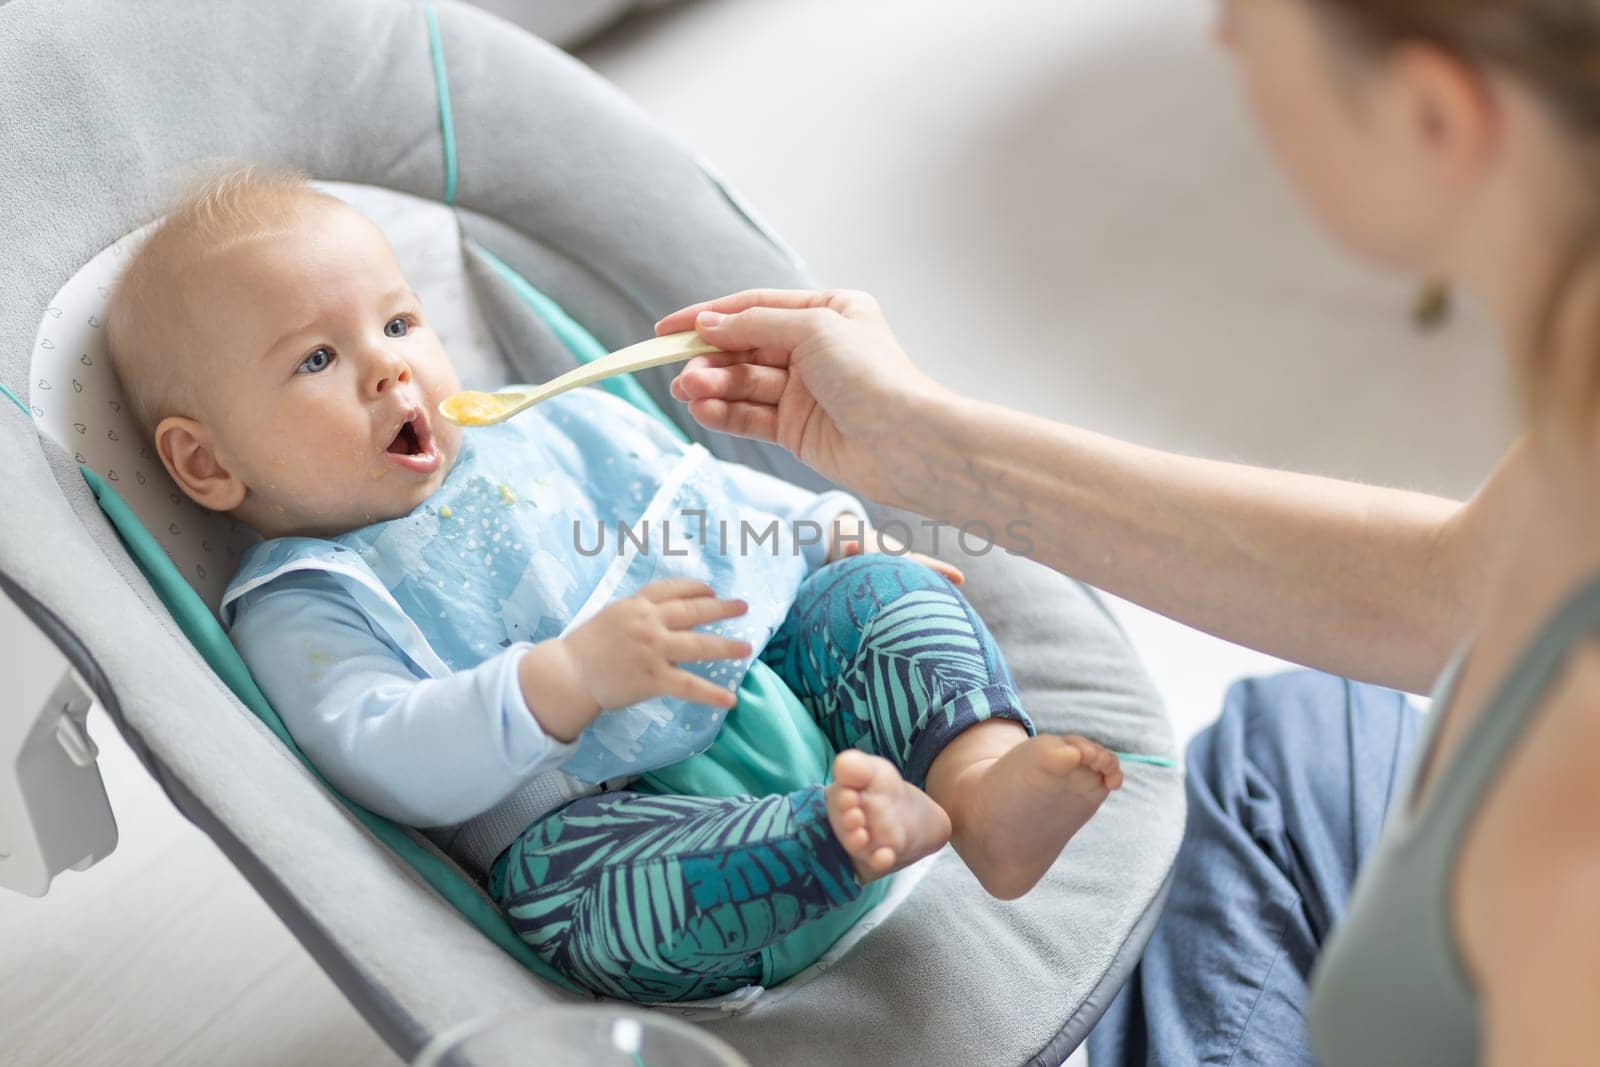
[0,1,1183,1062]
[467,0,678,50]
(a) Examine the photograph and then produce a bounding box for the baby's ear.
[154,416,246,513]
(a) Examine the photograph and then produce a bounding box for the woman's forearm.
[879,391,1492,692]
[658,290,1496,688]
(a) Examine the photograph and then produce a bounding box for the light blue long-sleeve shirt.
[227,453,861,836]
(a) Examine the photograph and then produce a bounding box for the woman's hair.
[1314,3,1600,129]
[1309,0,1600,430]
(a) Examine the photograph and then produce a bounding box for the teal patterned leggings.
[487,554,1030,1003]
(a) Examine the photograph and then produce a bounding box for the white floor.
[2,1,1509,1064]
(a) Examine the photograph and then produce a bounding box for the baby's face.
[184,203,463,536]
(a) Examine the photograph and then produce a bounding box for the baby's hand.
[828,513,966,586]
[566,579,750,711]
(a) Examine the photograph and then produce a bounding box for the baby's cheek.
[283,433,370,493]
[436,420,464,463]
[297,423,369,465]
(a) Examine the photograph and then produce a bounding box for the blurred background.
[3,1,1507,1062]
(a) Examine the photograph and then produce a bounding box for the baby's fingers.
[637,578,718,602]
[664,669,738,708]
[908,552,966,586]
[667,633,753,663]
[660,594,749,630]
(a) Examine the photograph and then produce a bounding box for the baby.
[106,168,1123,1003]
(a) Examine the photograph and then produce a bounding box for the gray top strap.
[1309,568,1600,1065]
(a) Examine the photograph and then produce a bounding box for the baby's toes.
[1088,748,1125,790]
[836,794,868,833]
[826,784,871,850]
[832,749,880,792]
[1066,736,1118,774]
[863,844,897,876]
[1034,734,1087,776]
[833,821,867,851]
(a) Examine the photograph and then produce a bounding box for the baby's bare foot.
[826,750,952,883]
[947,735,1123,900]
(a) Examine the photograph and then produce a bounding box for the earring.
[1412,279,1453,330]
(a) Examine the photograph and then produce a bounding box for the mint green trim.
[79,467,582,994]
[468,242,689,441]
[424,2,459,205]
[1114,752,1179,769]
[0,381,30,419]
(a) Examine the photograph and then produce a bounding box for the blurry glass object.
[411,1005,750,1067]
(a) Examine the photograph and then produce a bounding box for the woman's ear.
[1393,42,1496,188]
[154,416,247,512]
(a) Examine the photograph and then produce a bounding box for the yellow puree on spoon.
[441,391,510,426]
[440,330,720,427]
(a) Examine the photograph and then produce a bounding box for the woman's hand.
[657,289,948,502]
[657,290,1484,695]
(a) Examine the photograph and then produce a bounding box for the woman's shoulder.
[1451,631,1600,1059]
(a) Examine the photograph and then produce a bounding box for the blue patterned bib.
[222,389,811,783]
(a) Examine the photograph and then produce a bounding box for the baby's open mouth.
[383,409,441,474]
[387,420,424,456]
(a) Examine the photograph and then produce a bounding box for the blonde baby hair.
[105,164,342,437]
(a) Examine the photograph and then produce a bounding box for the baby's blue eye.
[385,317,409,338]
[297,347,333,374]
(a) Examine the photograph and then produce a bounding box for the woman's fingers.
[680,351,748,371]
[686,398,781,442]
[692,305,834,355]
[665,669,739,708]
[670,355,721,399]
[654,288,836,335]
[672,361,789,404]
[666,633,753,663]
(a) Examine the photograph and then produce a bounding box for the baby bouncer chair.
[0,1,1184,1062]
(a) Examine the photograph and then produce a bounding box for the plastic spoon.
[439,330,721,427]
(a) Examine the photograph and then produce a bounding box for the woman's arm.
[882,389,1516,692]
[659,289,1514,692]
